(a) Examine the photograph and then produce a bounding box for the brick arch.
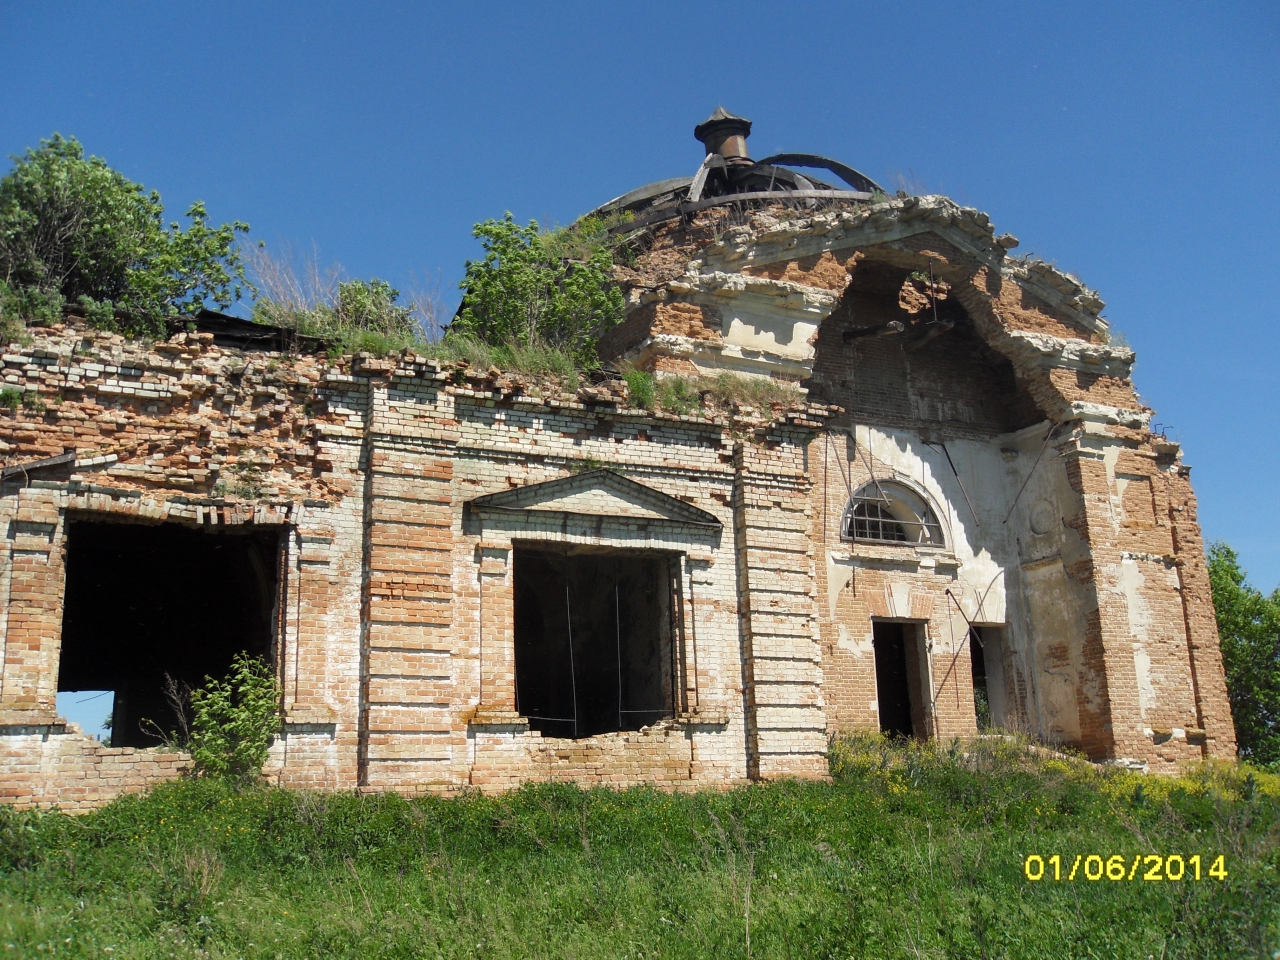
[841,233,1142,426]
[804,242,1046,439]
[843,237,1074,424]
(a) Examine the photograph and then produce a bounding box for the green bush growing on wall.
[452,213,627,370]
[188,653,281,783]
[622,367,655,409]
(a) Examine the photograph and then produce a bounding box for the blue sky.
[4,0,1278,615]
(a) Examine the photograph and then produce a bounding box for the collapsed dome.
[591,108,885,225]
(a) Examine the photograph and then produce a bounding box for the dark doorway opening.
[872,621,929,739]
[513,546,674,739]
[58,519,283,747]
[969,626,1010,731]
[970,627,990,730]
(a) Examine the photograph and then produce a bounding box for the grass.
[1,733,1276,958]
[420,335,580,383]
[1105,328,1133,351]
[622,368,804,417]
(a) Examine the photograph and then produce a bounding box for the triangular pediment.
[468,469,720,529]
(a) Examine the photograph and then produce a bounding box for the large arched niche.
[802,250,1046,440]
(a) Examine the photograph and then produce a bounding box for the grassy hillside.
[1,734,1277,959]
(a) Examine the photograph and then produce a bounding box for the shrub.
[0,133,250,338]
[655,375,702,416]
[0,387,20,410]
[245,243,439,357]
[75,293,116,328]
[0,280,64,326]
[187,653,281,783]
[452,213,626,369]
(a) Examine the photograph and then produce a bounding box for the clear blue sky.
[4,1,1279,596]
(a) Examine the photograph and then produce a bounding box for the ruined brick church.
[1,110,1235,809]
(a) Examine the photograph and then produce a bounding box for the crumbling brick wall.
[1,320,834,809]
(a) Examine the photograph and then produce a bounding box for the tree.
[452,213,625,368]
[0,134,249,337]
[1207,542,1280,767]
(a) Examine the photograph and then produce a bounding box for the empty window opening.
[970,626,1010,731]
[872,621,930,739]
[513,546,674,739]
[844,482,943,546]
[58,519,283,748]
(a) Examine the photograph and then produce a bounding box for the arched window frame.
[841,480,946,548]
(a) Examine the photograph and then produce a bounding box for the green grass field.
[2,734,1277,959]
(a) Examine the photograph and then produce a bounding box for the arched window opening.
[843,482,943,546]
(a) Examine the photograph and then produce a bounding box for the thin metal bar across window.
[845,499,942,544]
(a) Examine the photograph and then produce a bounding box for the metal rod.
[931,442,980,528]
[669,562,679,717]
[828,432,858,542]
[932,589,980,712]
[830,433,856,503]
[855,437,891,507]
[1003,423,1058,524]
[685,556,700,712]
[565,579,578,739]
[929,259,939,326]
[616,582,623,731]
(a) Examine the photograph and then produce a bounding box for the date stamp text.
[1023,854,1228,882]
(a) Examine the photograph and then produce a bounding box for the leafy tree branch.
[0,134,250,338]
[452,213,628,369]
[1208,541,1280,767]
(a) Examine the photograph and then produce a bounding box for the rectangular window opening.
[872,621,930,740]
[970,627,990,731]
[57,519,284,748]
[513,545,675,739]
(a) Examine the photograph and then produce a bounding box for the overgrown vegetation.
[186,654,281,783]
[0,134,659,390]
[423,333,580,383]
[0,733,1275,957]
[452,213,629,370]
[136,655,281,783]
[0,134,250,339]
[1209,542,1280,768]
[0,136,815,416]
[243,242,440,357]
[622,367,803,416]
